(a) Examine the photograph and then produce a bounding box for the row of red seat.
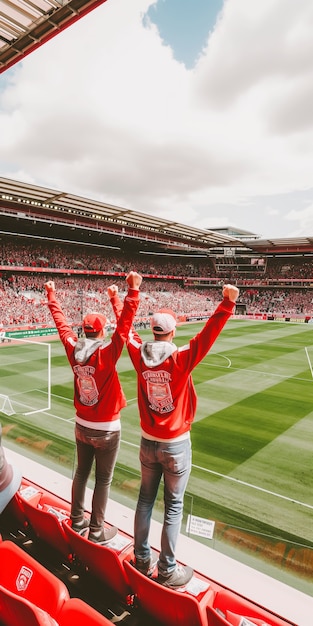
[0,541,112,626]
[2,477,295,626]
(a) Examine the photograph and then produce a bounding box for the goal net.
[0,338,51,416]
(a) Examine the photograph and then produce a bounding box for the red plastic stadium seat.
[123,557,215,626]
[18,482,73,558]
[0,540,70,618]
[58,597,113,626]
[206,589,291,626]
[62,518,133,598]
[0,584,58,626]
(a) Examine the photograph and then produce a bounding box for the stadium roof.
[1,177,313,254]
[0,176,244,249]
[244,237,313,254]
[0,0,108,73]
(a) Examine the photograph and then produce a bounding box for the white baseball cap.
[151,309,177,334]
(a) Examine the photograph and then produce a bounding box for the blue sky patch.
[145,0,224,69]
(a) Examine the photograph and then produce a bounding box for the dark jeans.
[71,424,120,533]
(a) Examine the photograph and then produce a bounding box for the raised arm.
[109,272,142,322]
[109,272,142,356]
[180,283,239,372]
[44,280,77,346]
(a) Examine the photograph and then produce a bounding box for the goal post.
[305,346,313,379]
[0,394,15,416]
[0,338,51,416]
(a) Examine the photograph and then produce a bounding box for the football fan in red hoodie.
[111,283,239,587]
[45,271,142,544]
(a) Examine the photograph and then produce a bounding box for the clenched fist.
[44,281,55,293]
[223,284,239,303]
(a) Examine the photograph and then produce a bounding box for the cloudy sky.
[1,0,313,240]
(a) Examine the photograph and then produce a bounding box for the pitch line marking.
[192,463,313,510]
[119,441,313,510]
[50,392,72,402]
[38,411,72,422]
[203,354,231,368]
[121,439,140,448]
[202,362,311,383]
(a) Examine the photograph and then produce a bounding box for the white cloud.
[285,205,313,234]
[265,206,279,217]
[1,0,313,239]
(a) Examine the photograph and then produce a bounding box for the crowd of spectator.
[0,239,215,278]
[265,257,313,280]
[0,274,219,327]
[1,238,313,281]
[238,288,312,315]
[0,237,312,328]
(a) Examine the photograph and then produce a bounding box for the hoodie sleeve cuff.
[47,291,57,303]
[127,288,140,299]
[223,296,236,309]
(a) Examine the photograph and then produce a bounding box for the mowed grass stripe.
[192,376,312,466]
[194,361,310,409]
[232,411,313,501]
[216,318,311,338]
[1,320,313,548]
[189,412,313,542]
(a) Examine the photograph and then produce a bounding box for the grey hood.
[141,341,176,367]
[74,338,104,364]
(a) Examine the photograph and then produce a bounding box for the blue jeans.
[134,436,191,575]
[71,424,120,533]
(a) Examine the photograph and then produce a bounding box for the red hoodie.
[111,296,235,440]
[47,288,139,426]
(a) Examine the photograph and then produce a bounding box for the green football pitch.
[1,318,313,588]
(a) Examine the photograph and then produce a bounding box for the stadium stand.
[0,235,312,329]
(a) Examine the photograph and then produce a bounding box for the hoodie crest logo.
[73,364,99,405]
[143,370,174,413]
